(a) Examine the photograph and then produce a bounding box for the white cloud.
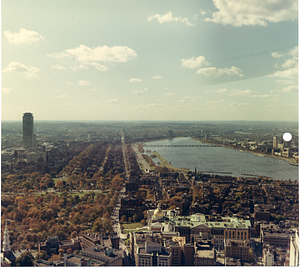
[129,78,143,82]
[66,44,137,63]
[183,96,190,98]
[105,99,121,104]
[134,88,148,94]
[208,99,225,104]
[47,52,72,58]
[78,80,90,86]
[196,66,243,77]
[289,46,298,59]
[282,59,297,69]
[54,94,69,99]
[1,87,13,94]
[229,89,253,96]
[148,11,194,26]
[178,99,188,103]
[87,62,109,71]
[211,88,228,93]
[152,75,162,79]
[205,0,297,26]
[3,61,40,78]
[269,65,298,79]
[199,9,207,16]
[269,46,298,79]
[271,52,283,58]
[66,81,73,86]
[4,28,45,44]
[70,65,89,71]
[181,56,211,68]
[52,64,67,70]
[282,85,298,92]
[164,92,175,96]
[276,80,293,84]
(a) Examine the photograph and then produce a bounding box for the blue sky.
[1,0,298,121]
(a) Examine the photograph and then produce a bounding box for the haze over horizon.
[1,0,298,122]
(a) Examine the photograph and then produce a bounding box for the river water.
[144,137,298,181]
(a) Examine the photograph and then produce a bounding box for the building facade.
[22,112,34,149]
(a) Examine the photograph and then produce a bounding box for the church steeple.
[3,220,11,252]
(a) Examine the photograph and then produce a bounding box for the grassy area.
[121,222,143,229]
[151,151,189,172]
[32,190,103,197]
[123,229,143,234]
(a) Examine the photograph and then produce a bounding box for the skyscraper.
[273,136,278,149]
[23,112,34,149]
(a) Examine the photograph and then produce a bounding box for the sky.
[1,0,298,121]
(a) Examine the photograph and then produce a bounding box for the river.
[144,137,298,181]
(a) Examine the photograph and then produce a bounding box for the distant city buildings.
[22,112,34,149]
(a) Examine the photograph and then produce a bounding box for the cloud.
[4,28,45,44]
[269,46,298,79]
[282,85,298,92]
[271,52,283,58]
[199,9,207,16]
[52,64,67,70]
[65,44,137,63]
[66,81,73,86]
[47,52,72,58]
[1,87,13,94]
[148,11,194,26]
[205,0,297,26]
[164,92,175,96]
[208,99,225,104]
[104,99,121,104]
[134,88,148,94]
[134,103,165,110]
[229,89,254,96]
[211,88,228,93]
[276,80,293,84]
[54,94,69,99]
[178,99,188,103]
[282,59,297,69]
[196,66,243,77]
[181,56,211,68]
[78,80,90,86]
[129,78,143,82]
[152,75,162,79]
[70,65,89,71]
[87,62,109,71]
[2,62,40,78]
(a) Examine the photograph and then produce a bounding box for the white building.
[263,246,274,266]
[290,230,299,266]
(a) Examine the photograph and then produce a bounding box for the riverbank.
[150,151,189,172]
[193,138,298,167]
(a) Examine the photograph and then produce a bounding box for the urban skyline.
[1,0,298,122]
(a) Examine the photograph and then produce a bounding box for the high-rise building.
[23,112,34,149]
[273,136,278,148]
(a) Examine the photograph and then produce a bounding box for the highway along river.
[143,137,298,181]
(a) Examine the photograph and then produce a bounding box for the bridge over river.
[144,144,221,147]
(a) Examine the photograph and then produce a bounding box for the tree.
[58,248,64,257]
[92,220,103,233]
[36,250,48,260]
[133,214,138,222]
[121,215,127,223]
[15,251,34,266]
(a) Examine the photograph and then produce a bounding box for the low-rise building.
[224,239,250,261]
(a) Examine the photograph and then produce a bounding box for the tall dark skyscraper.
[22,112,34,149]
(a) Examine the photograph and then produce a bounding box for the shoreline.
[192,138,299,167]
